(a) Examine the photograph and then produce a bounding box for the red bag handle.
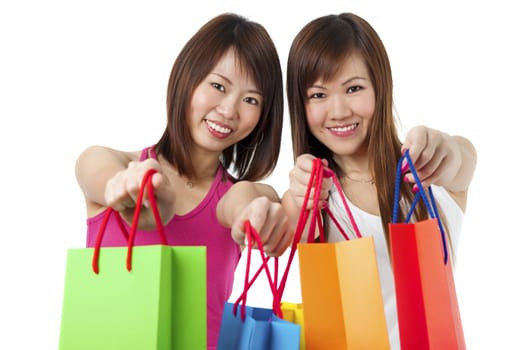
[227,159,365,312]
[92,208,129,271]
[92,169,168,273]
[273,158,323,301]
[277,158,362,300]
[232,221,282,320]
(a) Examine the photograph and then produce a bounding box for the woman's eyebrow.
[210,72,262,95]
[341,76,367,86]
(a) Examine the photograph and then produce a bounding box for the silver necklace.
[345,174,375,185]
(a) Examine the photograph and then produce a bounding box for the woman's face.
[188,48,262,155]
[305,53,375,157]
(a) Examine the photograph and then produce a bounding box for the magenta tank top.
[86,146,240,349]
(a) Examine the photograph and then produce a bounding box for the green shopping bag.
[58,169,206,349]
[169,246,206,349]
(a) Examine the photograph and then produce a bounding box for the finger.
[124,175,143,206]
[246,202,284,253]
[272,218,294,256]
[143,172,166,208]
[289,166,312,189]
[290,166,331,209]
[402,126,427,165]
[151,172,164,189]
[289,182,312,209]
[416,152,445,182]
[404,153,447,188]
[240,198,273,244]
[230,217,248,247]
[320,177,332,197]
[419,156,453,187]
[296,154,317,172]
[262,215,291,257]
[105,174,136,210]
[292,193,321,210]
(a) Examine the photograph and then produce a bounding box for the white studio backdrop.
[1,1,525,349]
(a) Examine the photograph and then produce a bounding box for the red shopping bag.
[389,151,466,349]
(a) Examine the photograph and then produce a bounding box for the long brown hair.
[156,13,283,181]
[286,13,429,243]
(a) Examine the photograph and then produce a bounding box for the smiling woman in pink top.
[75,13,292,349]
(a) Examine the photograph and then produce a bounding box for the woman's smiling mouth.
[205,119,233,138]
[328,123,359,136]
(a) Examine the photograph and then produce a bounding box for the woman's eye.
[243,97,259,105]
[347,85,362,93]
[211,82,225,92]
[309,92,325,99]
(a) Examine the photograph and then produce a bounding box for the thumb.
[151,172,164,189]
[232,217,248,247]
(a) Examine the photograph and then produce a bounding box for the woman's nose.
[216,95,238,119]
[329,95,351,120]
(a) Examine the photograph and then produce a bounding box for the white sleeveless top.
[326,185,463,350]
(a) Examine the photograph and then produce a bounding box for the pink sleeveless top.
[86,146,240,349]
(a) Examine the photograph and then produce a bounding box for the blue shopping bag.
[217,222,300,350]
[217,303,300,349]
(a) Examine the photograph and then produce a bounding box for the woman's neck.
[188,149,222,180]
[159,151,220,190]
[333,152,372,178]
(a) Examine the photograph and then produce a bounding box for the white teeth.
[206,120,232,134]
[329,123,358,132]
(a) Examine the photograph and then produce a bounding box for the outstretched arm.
[75,145,173,228]
[401,125,478,211]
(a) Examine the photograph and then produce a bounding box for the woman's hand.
[230,196,293,257]
[401,125,477,209]
[104,158,176,227]
[217,181,293,257]
[401,126,461,189]
[287,154,332,210]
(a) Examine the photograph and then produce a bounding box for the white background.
[1,1,525,349]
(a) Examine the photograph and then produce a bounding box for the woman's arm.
[75,145,135,215]
[75,145,172,227]
[402,126,478,211]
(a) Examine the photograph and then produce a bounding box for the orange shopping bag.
[285,159,390,350]
[389,151,466,349]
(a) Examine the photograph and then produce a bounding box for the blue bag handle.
[392,150,449,264]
